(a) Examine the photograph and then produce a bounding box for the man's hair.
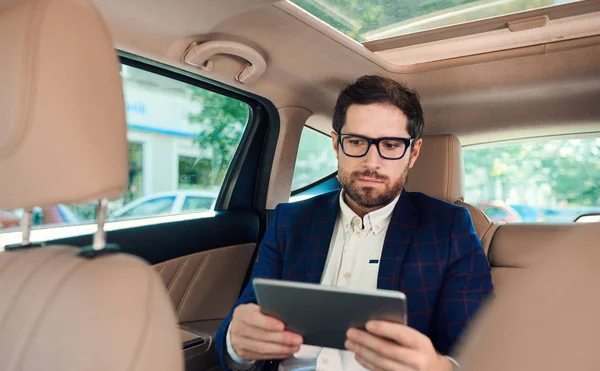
[332,75,424,140]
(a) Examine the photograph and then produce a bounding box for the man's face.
[332,103,422,209]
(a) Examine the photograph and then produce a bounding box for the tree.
[187,86,250,188]
[464,138,600,208]
[292,0,557,41]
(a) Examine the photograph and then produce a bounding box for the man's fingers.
[350,342,413,371]
[235,350,296,361]
[234,326,303,347]
[231,303,305,361]
[354,354,380,371]
[234,338,300,360]
[346,329,425,369]
[365,320,427,349]
[236,304,286,332]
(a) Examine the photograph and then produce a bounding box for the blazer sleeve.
[429,206,494,355]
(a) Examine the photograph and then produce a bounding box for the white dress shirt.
[226,192,399,371]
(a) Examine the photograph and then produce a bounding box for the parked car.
[0,210,20,230]
[109,190,218,219]
[477,201,522,223]
[509,204,543,222]
[539,208,584,223]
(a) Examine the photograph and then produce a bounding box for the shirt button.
[344,272,352,280]
[355,232,360,237]
[322,358,329,365]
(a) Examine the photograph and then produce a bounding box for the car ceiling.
[5,0,600,145]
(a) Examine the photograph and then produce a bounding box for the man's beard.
[339,166,408,209]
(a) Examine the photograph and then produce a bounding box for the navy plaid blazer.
[215,189,493,370]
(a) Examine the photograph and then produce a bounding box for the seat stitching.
[0,250,29,279]
[166,257,188,292]
[12,252,88,371]
[0,248,70,355]
[177,252,209,315]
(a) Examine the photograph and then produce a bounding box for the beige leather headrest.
[0,0,127,210]
[406,134,464,203]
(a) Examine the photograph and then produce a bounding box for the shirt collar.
[338,190,400,235]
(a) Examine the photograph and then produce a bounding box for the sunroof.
[290,0,584,42]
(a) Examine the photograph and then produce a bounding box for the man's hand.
[345,320,452,371]
[230,303,303,362]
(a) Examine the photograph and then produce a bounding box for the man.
[215,75,494,371]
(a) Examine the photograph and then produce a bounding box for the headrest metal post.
[21,208,33,245]
[93,199,108,251]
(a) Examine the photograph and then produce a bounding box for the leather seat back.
[0,0,183,370]
[486,222,600,296]
[406,134,494,248]
[0,246,183,371]
[457,223,600,370]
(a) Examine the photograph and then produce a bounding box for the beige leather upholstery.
[487,222,599,295]
[0,0,183,370]
[0,0,127,210]
[455,200,496,254]
[0,246,184,371]
[406,134,464,203]
[407,134,493,246]
[405,136,600,370]
[155,243,256,323]
[458,234,600,371]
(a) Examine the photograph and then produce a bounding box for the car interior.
[1,0,599,370]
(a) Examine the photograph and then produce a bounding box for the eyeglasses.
[337,133,413,160]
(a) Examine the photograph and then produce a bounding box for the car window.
[182,196,215,212]
[1,63,250,232]
[291,126,338,191]
[484,206,507,219]
[464,137,600,223]
[118,196,176,218]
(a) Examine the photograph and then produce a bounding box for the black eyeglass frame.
[336,133,413,160]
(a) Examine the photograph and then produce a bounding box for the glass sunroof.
[290,0,583,43]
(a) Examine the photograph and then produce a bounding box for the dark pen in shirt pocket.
[368,259,379,264]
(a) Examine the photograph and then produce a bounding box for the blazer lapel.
[304,191,340,284]
[377,190,417,291]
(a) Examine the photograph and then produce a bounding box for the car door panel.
[155,242,256,324]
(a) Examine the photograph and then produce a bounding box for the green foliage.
[464,138,600,207]
[292,0,558,40]
[292,128,338,190]
[187,86,250,188]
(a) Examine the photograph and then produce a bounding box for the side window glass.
[182,196,215,212]
[1,64,251,232]
[465,137,600,223]
[116,196,176,218]
[291,127,338,192]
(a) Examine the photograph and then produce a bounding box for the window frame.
[119,52,277,213]
[0,52,281,246]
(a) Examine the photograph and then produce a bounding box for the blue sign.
[126,102,147,114]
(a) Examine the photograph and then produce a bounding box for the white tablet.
[252,278,407,350]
